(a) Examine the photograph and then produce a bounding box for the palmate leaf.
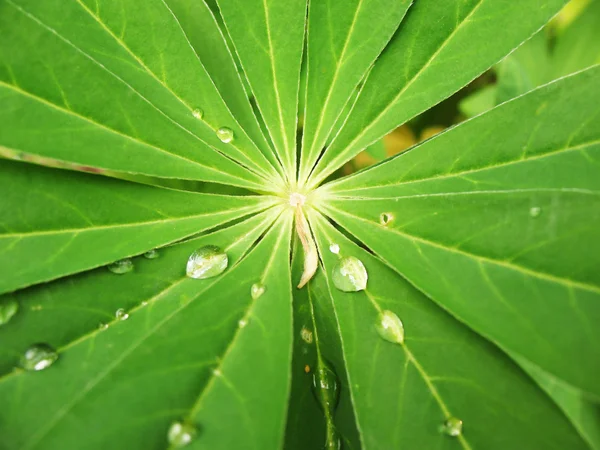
[1,0,599,449]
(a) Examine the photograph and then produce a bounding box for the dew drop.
[300,327,313,344]
[186,245,228,279]
[144,249,159,259]
[379,212,394,226]
[251,282,266,300]
[312,361,340,413]
[325,429,342,450]
[216,127,234,143]
[529,206,541,218]
[329,243,340,255]
[99,323,109,330]
[442,417,463,437]
[0,298,18,326]
[167,421,197,448]
[376,310,404,344]
[238,318,248,328]
[108,258,133,274]
[192,108,204,120]
[115,308,129,321]
[332,256,368,292]
[20,343,58,371]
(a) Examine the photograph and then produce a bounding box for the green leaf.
[0,211,293,450]
[0,160,277,294]
[319,67,600,398]
[511,354,600,450]
[307,0,569,188]
[0,0,283,188]
[308,210,588,449]
[297,0,412,182]
[161,0,283,175]
[216,0,307,180]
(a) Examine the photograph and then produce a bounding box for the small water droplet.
[530,207,541,218]
[216,127,234,143]
[115,308,129,321]
[325,429,342,450]
[442,417,463,437]
[99,323,109,330]
[332,256,368,292]
[168,421,197,448]
[300,327,313,344]
[144,249,159,259]
[213,368,222,377]
[379,213,394,225]
[108,258,133,274]
[329,243,340,255]
[20,343,58,371]
[142,301,149,306]
[251,282,266,300]
[186,245,228,279]
[376,310,404,344]
[0,299,18,326]
[238,318,248,328]
[192,108,204,120]
[312,361,340,413]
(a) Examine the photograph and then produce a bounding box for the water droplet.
[144,249,159,259]
[530,207,541,218]
[142,301,149,306]
[115,308,129,321]
[376,310,404,344]
[329,243,340,255]
[332,256,368,292]
[380,212,394,225]
[192,108,204,120]
[168,421,197,448]
[216,127,234,143]
[213,368,222,377]
[108,258,133,274]
[0,299,18,326]
[325,429,342,450]
[251,282,266,300]
[99,323,109,330]
[442,417,463,437]
[238,318,248,328]
[312,361,340,413]
[186,245,228,279]
[300,327,313,344]
[20,343,58,371]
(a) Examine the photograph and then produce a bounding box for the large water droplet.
[216,127,234,143]
[186,245,228,279]
[108,258,133,274]
[168,421,197,448]
[144,249,159,259]
[312,361,340,413]
[376,310,404,344]
[115,308,129,321]
[442,417,463,437]
[192,108,204,120]
[332,256,368,292]
[251,282,266,300]
[329,243,340,255]
[0,298,18,326]
[530,207,541,218]
[20,343,58,371]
